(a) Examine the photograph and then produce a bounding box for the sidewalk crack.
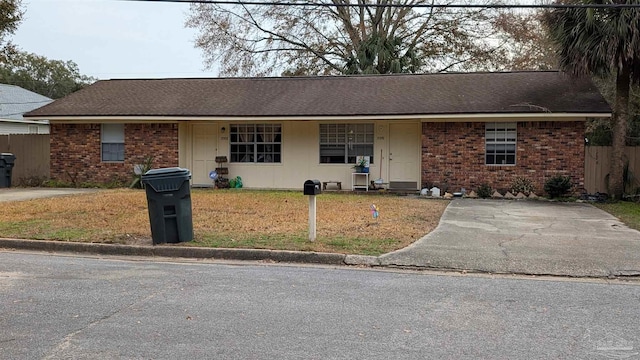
[498,234,526,259]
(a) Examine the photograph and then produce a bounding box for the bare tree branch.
[187,0,533,76]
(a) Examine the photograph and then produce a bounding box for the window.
[320,124,374,164]
[230,124,282,163]
[28,125,39,134]
[485,122,516,165]
[101,124,125,162]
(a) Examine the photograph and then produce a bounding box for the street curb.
[0,238,349,266]
[4,238,637,279]
[344,254,381,266]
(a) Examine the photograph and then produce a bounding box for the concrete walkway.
[379,199,640,277]
[0,188,99,202]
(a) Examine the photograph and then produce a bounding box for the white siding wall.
[180,120,421,190]
[0,122,49,135]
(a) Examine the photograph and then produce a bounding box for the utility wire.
[120,0,640,9]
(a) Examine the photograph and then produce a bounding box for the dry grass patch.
[0,189,449,255]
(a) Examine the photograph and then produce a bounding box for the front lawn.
[594,201,640,232]
[0,189,449,256]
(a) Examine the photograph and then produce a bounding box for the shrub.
[79,179,124,189]
[16,175,49,187]
[477,183,492,199]
[43,179,74,188]
[130,156,155,189]
[544,175,572,198]
[510,176,535,195]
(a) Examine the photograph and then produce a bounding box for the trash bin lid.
[0,153,15,163]
[142,167,191,179]
[141,167,191,192]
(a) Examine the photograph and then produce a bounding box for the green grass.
[594,201,640,231]
[0,220,97,241]
[0,220,50,238]
[194,233,308,251]
[189,233,401,256]
[323,236,402,256]
[44,229,96,241]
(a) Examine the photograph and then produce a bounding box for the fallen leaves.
[0,189,449,254]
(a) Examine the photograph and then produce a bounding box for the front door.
[389,123,421,189]
[192,124,218,186]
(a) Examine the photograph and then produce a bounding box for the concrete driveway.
[0,188,99,202]
[379,199,640,277]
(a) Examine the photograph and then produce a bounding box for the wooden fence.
[584,146,640,194]
[0,134,50,184]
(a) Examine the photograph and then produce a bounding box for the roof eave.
[0,118,50,124]
[25,112,612,123]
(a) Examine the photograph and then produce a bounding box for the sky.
[13,0,217,80]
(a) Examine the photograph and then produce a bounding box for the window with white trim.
[485,122,516,165]
[101,124,124,162]
[230,124,282,163]
[319,124,374,164]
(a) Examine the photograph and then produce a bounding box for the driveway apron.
[0,188,99,202]
[379,199,640,277]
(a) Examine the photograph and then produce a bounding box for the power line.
[120,0,640,9]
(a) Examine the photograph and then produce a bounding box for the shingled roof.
[1,84,53,121]
[24,71,610,119]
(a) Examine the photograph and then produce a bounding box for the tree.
[186,0,512,76]
[490,8,557,71]
[343,33,421,74]
[586,76,640,146]
[0,51,95,99]
[544,0,640,199]
[0,0,23,63]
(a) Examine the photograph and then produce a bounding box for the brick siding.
[50,123,179,185]
[421,121,585,195]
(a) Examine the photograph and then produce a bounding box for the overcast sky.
[13,0,216,80]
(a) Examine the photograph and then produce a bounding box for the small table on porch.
[351,172,369,191]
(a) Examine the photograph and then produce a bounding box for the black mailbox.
[304,179,321,195]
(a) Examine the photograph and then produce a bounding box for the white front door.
[192,124,218,186]
[389,123,421,189]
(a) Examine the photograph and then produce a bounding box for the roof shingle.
[1,84,53,120]
[24,71,611,118]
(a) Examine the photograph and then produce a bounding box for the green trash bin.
[141,167,193,245]
[0,153,16,188]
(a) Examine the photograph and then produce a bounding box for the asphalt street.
[1,251,639,359]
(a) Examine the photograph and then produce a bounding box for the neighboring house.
[0,84,52,134]
[24,71,611,192]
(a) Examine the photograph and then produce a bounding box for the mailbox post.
[303,180,321,242]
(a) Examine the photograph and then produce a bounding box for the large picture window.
[485,122,516,165]
[101,124,124,162]
[230,124,282,163]
[320,124,374,164]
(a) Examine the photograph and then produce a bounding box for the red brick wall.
[50,123,179,185]
[421,121,585,195]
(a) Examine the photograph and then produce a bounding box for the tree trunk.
[609,67,631,200]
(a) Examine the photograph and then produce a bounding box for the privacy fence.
[584,146,640,194]
[0,134,50,183]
